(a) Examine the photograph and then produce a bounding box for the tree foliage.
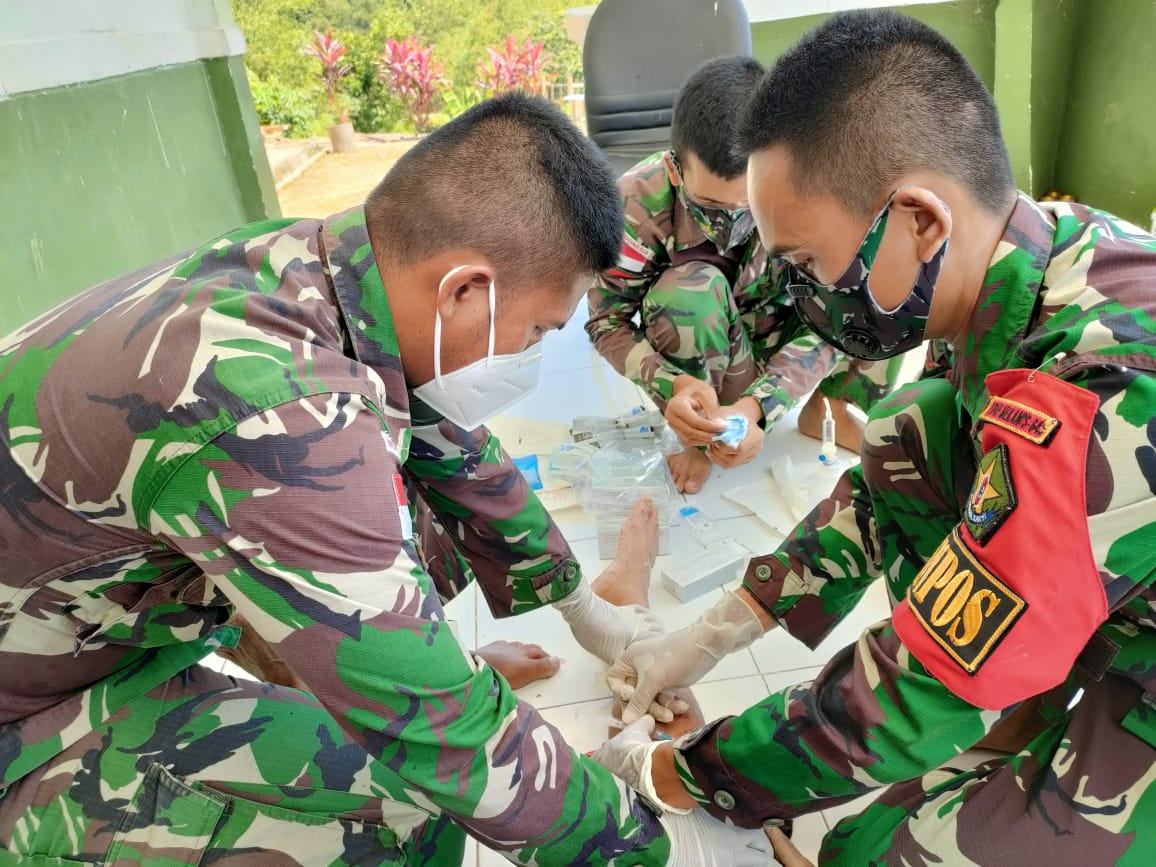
[233,0,591,135]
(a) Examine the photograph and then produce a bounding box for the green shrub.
[250,76,317,134]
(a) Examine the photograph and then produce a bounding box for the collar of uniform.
[319,206,412,426]
[951,193,1057,413]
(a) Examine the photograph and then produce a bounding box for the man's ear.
[434,264,494,320]
[663,151,682,188]
[891,187,952,264]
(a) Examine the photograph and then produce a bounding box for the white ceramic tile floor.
[217,306,923,863]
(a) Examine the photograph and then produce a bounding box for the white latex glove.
[554,580,663,664]
[659,810,781,866]
[589,715,693,814]
[554,581,689,722]
[607,590,765,724]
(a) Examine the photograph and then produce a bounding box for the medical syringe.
[818,397,842,468]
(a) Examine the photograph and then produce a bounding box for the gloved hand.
[554,579,664,665]
[659,810,781,866]
[554,581,688,722]
[589,715,692,814]
[607,590,766,724]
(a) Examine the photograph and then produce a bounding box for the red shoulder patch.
[893,369,1107,710]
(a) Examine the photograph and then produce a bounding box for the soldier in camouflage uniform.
[587,56,903,493]
[0,95,779,865]
[597,12,1156,864]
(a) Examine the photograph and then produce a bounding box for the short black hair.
[738,10,1015,216]
[671,55,765,180]
[365,92,623,286]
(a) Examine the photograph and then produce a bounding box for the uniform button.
[713,789,736,810]
[764,818,785,828]
[754,563,772,582]
[565,565,577,580]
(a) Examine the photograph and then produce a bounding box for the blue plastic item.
[513,454,544,490]
[712,414,748,447]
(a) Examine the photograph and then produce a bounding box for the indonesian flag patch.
[608,233,654,277]
[393,473,414,540]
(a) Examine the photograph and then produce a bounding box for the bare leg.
[666,446,713,494]
[591,497,659,606]
[797,392,865,453]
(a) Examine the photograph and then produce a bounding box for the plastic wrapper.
[569,406,682,454]
[565,441,679,559]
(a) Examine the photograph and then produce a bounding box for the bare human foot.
[797,392,865,454]
[474,640,561,689]
[666,446,713,494]
[591,497,659,607]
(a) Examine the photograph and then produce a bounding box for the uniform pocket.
[105,763,226,866]
[204,788,407,865]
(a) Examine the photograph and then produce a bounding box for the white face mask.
[412,266,543,430]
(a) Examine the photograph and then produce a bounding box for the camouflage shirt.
[586,152,835,423]
[675,195,1156,822]
[0,209,672,863]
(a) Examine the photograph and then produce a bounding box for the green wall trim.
[204,55,281,223]
[0,59,277,337]
[993,0,1035,191]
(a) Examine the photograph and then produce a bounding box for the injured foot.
[591,497,659,607]
[667,446,713,494]
[474,640,561,689]
[608,686,704,740]
[797,393,865,454]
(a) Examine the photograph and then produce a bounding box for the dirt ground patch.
[276,139,417,218]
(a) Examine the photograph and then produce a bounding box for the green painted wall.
[751,1,1000,88]
[993,0,1082,195]
[1028,0,1083,195]
[1054,0,1156,225]
[0,58,278,337]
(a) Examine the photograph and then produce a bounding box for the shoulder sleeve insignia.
[979,395,1061,445]
[906,527,1027,674]
[963,443,1017,546]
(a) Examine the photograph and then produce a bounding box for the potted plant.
[306,29,355,153]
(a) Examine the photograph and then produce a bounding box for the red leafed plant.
[478,36,555,97]
[380,37,448,134]
[305,29,352,108]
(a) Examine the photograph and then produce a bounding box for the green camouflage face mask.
[785,192,950,360]
[670,152,756,253]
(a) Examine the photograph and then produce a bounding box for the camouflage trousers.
[0,664,464,866]
[640,260,902,411]
[821,378,1156,865]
